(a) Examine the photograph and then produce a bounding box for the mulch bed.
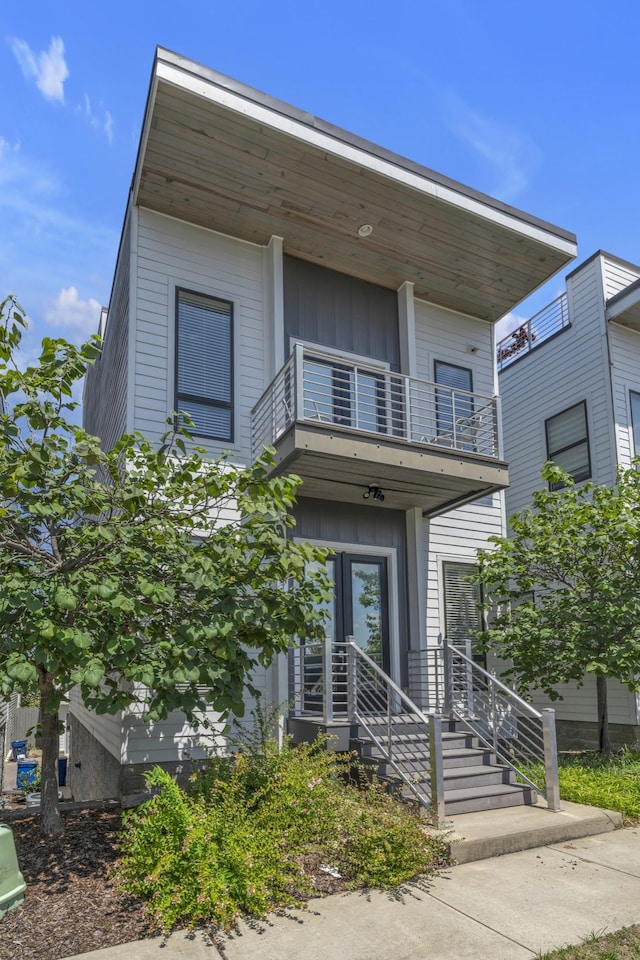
[1,809,153,960]
[0,807,348,960]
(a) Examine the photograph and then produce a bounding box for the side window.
[545,400,590,488]
[443,561,482,640]
[630,390,640,457]
[175,289,233,441]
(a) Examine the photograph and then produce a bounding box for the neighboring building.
[498,251,640,750]
[77,47,576,802]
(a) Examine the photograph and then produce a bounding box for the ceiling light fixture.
[357,223,373,238]
[363,484,384,502]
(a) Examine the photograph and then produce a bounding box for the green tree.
[0,296,330,837]
[475,462,640,755]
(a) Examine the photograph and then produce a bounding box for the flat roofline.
[152,46,575,248]
[566,249,640,282]
[607,276,640,314]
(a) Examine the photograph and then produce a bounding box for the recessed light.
[357,223,373,238]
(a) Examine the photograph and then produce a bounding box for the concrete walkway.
[64,822,640,960]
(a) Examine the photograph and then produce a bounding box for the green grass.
[537,924,640,959]
[557,750,640,822]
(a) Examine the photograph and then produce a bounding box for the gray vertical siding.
[283,256,400,369]
[293,498,409,682]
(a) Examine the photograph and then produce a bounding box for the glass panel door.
[344,557,389,673]
[299,553,390,714]
[302,557,337,711]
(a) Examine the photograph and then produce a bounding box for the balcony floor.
[269,423,508,515]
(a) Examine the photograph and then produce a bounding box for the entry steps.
[351,720,537,816]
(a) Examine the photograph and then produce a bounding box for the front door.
[302,552,390,713]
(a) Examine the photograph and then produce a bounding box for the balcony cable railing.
[496,293,570,371]
[252,343,500,461]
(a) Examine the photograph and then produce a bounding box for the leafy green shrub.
[116,734,448,930]
[558,750,640,821]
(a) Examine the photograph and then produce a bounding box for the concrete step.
[437,799,624,864]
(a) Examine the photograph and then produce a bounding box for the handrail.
[252,344,500,461]
[496,293,570,371]
[446,645,543,718]
[443,640,560,810]
[346,640,446,822]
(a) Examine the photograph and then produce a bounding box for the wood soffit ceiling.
[135,58,577,322]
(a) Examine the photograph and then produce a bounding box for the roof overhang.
[606,278,640,331]
[133,48,577,322]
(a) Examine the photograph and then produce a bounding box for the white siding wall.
[134,208,267,463]
[601,254,640,300]
[500,255,616,520]
[413,298,503,645]
[83,210,131,449]
[607,321,640,467]
[603,255,640,468]
[530,678,637,727]
[69,687,123,761]
[500,254,638,726]
[80,209,273,768]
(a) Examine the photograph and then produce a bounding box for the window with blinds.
[175,289,233,441]
[545,400,590,488]
[443,561,482,640]
[630,390,640,457]
[434,361,473,437]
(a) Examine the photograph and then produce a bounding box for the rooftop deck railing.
[252,343,500,462]
[496,293,570,371]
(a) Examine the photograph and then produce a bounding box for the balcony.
[251,345,508,515]
[497,294,570,371]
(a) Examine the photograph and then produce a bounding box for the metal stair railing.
[442,639,560,810]
[344,639,445,823]
[288,638,446,821]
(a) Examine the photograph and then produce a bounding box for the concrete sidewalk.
[64,823,640,960]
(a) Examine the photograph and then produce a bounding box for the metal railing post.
[346,640,357,721]
[294,342,305,422]
[542,708,561,811]
[323,635,333,724]
[386,687,392,761]
[404,377,412,442]
[429,714,446,826]
[490,678,498,753]
[442,636,453,718]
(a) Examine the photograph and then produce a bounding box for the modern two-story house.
[498,251,640,750]
[75,48,576,807]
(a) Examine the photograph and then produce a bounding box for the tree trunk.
[596,674,612,756]
[38,669,63,837]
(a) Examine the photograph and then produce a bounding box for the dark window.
[434,360,474,444]
[630,390,640,457]
[545,401,590,487]
[175,289,233,441]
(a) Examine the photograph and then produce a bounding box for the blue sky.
[2,0,640,371]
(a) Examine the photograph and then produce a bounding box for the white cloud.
[495,311,526,343]
[10,35,69,104]
[443,91,541,201]
[77,94,114,144]
[45,287,102,335]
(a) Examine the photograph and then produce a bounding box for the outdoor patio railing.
[496,293,570,371]
[289,639,446,822]
[252,343,500,462]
